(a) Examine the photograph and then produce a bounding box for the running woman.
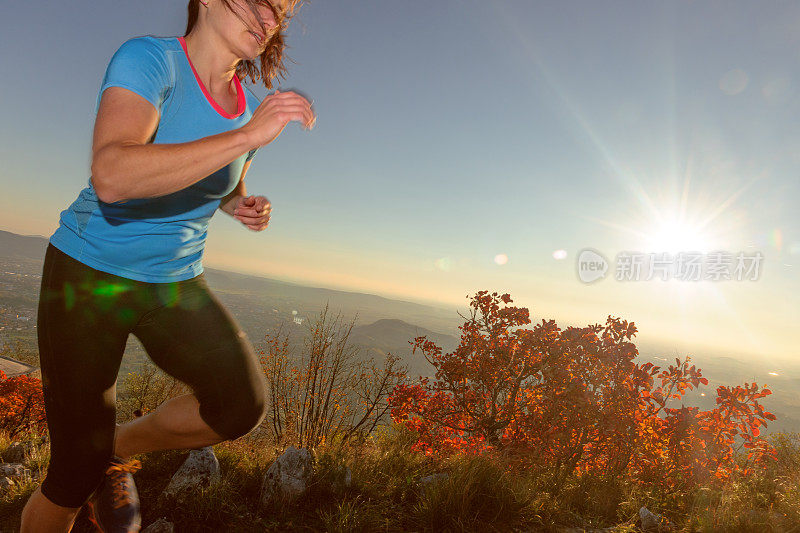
[20,0,314,531]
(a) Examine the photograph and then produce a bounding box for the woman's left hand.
[233,195,272,231]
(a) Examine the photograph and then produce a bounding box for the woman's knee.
[231,387,268,439]
[201,377,267,440]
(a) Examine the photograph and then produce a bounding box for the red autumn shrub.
[0,370,47,439]
[389,290,777,491]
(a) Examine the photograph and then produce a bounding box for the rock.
[0,463,32,480]
[0,477,14,492]
[418,473,449,486]
[639,506,674,532]
[142,518,174,533]
[160,447,220,501]
[260,446,313,506]
[2,441,38,463]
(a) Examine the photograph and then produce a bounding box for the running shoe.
[87,455,142,533]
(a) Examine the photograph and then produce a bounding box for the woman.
[20,0,314,531]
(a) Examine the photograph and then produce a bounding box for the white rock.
[260,446,313,505]
[160,447,221,500]
[639,506,674,532]
[0,463,31,480]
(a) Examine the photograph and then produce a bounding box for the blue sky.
[1,1,797,363]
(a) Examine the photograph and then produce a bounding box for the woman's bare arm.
[219,159,251,216]
[91,86,313,204]
[90,86,257,204]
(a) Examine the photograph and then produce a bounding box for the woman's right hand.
[241,89,316,148]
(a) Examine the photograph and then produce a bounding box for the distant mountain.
[350,318,460,377]
[202,266,463,336]
[0,230,49,263]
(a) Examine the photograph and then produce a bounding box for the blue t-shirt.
[49,35,261,283]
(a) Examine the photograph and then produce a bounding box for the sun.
[643,218,714,254]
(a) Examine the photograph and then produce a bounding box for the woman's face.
[210,0,281,60]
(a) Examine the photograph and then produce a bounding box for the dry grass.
[1,427,800,532]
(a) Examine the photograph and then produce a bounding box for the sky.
[0,1,797,365]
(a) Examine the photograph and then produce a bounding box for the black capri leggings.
[37,243,267,508]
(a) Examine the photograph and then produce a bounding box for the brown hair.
[185,0,302,90]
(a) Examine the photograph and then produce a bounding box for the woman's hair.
[185,0,302,90]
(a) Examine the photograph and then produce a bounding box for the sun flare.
[643,219,714,254]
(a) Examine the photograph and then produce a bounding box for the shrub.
[389,290,778,494]
[260,304,405,448]
[0,370,46,439]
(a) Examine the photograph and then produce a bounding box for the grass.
[2,427,800,532]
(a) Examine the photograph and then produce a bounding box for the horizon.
[1,1,797,366]
[1,227,792,375]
